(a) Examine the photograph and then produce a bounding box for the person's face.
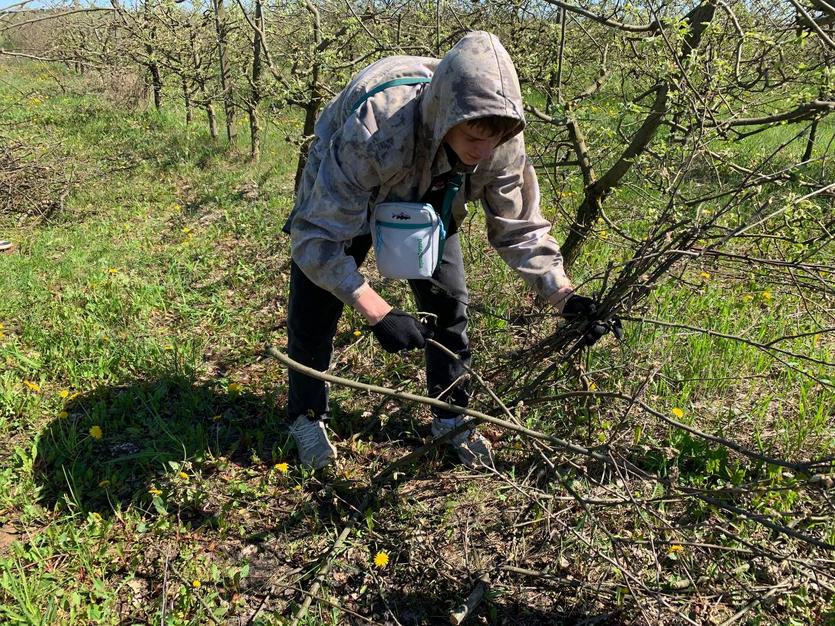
[443,122,502,166]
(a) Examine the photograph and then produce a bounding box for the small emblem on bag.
[392,212,411,220]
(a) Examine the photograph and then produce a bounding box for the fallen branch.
[288,492,372,626]
[695,494,835,552]
[268,346,483,625]
[449,574,490,625]
[717,583,789,626]
[265,345,612,466]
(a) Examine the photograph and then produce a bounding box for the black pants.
[286,232,471,421]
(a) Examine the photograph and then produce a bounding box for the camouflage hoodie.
[288,31,570,305]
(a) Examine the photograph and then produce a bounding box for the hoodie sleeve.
[290,116,380,305]
[481,144,572,300]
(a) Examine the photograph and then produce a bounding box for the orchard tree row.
[2,1,833,267]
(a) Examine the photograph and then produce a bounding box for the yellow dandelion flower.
[667,544,684,555]
[228,382,243,394]
[742,294,754,302]
[588,382,598,391]
[89,425,103,440]
[58,411,68,419]
[108,268,119,274]
[599,230,609,240]
[181,227,192,234]
[761,290,772,301]
[59,389,70,399]
[192,580,201,588]
[699,272,711,280]
[293,484,302,491]
[24,380,41,393]
[99,479,111,488]
[373,551,389,568]
[178,471,189,480]
[148,488,162,496]
[671,407,684,419]
[353,330,362,337]
[274,462,289,474]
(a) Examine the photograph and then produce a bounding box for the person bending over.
[284,31,610,469]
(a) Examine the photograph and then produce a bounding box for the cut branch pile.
[269,347,835,624]
[0,137,70,220]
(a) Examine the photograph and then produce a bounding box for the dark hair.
[467,115,521,139]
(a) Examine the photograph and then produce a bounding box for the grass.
[0,59,833,625]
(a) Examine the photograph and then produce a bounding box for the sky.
[0,0,112,11]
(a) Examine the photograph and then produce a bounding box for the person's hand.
[562,294,623,346]
[562,294,598,320]
[371,309,432,353]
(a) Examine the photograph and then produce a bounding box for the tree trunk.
[802,117,819,162]
[143,0,162,110]
[206,102,218,140]
[248,0,264,161]
[560,1,716,269]
[212,0,236,143]
[188,32,213,137]
[294,1,324,189]
[546,7,566,116]
[182,78,192,125]
[294,102,318,191]
[149,63,162,110]
[76,31,86,74]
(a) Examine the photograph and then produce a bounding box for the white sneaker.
[431,418,495,470]
[288,415,337,469]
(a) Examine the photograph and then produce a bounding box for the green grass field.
[1,60,833,625]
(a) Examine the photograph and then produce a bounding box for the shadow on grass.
[33,373,286,518]
[376,589,622,625]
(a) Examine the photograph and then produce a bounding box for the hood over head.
[421,31,526,160]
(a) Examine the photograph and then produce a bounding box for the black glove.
[562,294,624,346]
[562,294,598,320]
[371,309,432,353]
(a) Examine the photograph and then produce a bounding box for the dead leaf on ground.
[0,525,20,552]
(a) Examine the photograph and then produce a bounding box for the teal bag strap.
[436,172,464,267]
[350,77,432,114]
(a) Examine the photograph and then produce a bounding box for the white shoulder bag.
[371,202,443,280]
